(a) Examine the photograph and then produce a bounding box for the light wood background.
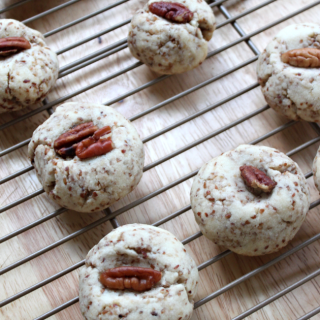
[1,0,320,319]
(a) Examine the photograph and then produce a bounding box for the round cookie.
[257,23,320,122]
[0,19,59,113]
[28,102,144,213]
[79,224,199,320]
[128,0,216,75]
[190,144,310,256]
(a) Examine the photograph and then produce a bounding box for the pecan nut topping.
[54,122,113,159]
[76,126,113,159]
[240,165,277,195]
[0,37,31,57]
[54,122,98,149]
[281,48,320,68]
[149,2,193,23]
[100,267,162,292]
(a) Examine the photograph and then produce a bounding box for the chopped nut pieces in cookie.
[100,267,162,291]
[79,224,199,320]
[240,165,277,195]
[0,37,31,56]
[281,48,320,68]
[28,102,144,213]
[257,23,320,122]
[127,0,216,74]
[149,2,193,23]
[54,122,113,160]
[0,19,59,113]
[191,145,310,256]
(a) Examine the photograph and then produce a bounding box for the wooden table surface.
[1,0,320,319]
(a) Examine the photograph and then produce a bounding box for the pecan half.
[240,165,277,195]
[100,267,162,292]
[76,136,113,159]
[54,122,112,159]
[0,37,31,57]
[54,122,98,149]
[149,2,193,23]
[281,48,320,68]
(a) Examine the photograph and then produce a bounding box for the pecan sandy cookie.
[128,0,216,74]
[28,102,144,213]
[312,145,320,192]
[79,224,199,320]
[0,19,59,113]
[190,145,310,256]
[257,23,320,122]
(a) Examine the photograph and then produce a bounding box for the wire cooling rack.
[1,0,320,319]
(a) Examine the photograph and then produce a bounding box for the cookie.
[79,224,199,320]
[0,19,59,113]
[28,102,144,213]
[128,0,216,75]
[190,145,310,256]
[312,145,320,192]
[257,23,320,122]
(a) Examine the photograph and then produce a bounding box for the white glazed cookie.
[128,0,216,74]
[0,19,58,113]
[257,23,320,122]
[190,145,310,256]
[79,224,199,320]
[28,102,144,213]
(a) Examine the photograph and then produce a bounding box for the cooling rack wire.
[1,0,320,319]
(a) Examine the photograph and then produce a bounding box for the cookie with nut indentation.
[128,0,216,75]
[190,144,310,256]
[28,102,144,213]
[0,19,58,113]
[257,23,320,122]
[79,224,199,320]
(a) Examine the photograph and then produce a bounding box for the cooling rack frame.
[1,0,320,319]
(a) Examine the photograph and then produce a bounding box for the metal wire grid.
[0,0,320,319]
